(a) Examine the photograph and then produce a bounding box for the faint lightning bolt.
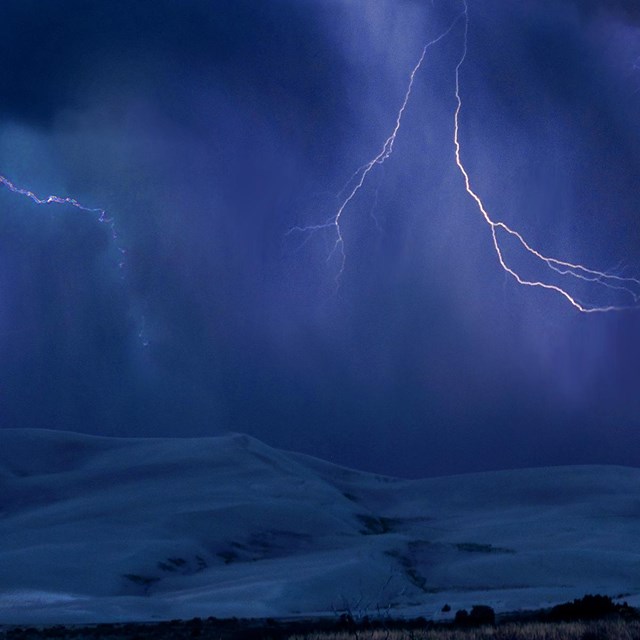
[0,173,150,342]
[453,0,640,312]
[0,174,125,266]
[287,15,463,283]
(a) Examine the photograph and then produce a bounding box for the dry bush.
[285,620,640,640]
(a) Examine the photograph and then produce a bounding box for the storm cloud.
[1,0,639,477]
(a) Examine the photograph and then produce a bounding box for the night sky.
[1,0,640,478]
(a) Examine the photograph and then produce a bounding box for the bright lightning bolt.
[295,0,640,312]
[453,0,640,312]
[287,15,463,283]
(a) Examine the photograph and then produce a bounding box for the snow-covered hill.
[1,429,639,624]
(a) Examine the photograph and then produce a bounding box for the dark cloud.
[0,0,347,131]
[0,0,639,477]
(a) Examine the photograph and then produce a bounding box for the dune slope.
[1,429,639,624]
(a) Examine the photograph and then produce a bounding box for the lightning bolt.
[453,0,640,312]
[287,15,464,283]
[0,172,150,343]
[0,174,125,266]
[295,0,640,312]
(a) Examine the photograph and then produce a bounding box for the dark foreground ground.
[2,596,639,640]
[3,619,640,640]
